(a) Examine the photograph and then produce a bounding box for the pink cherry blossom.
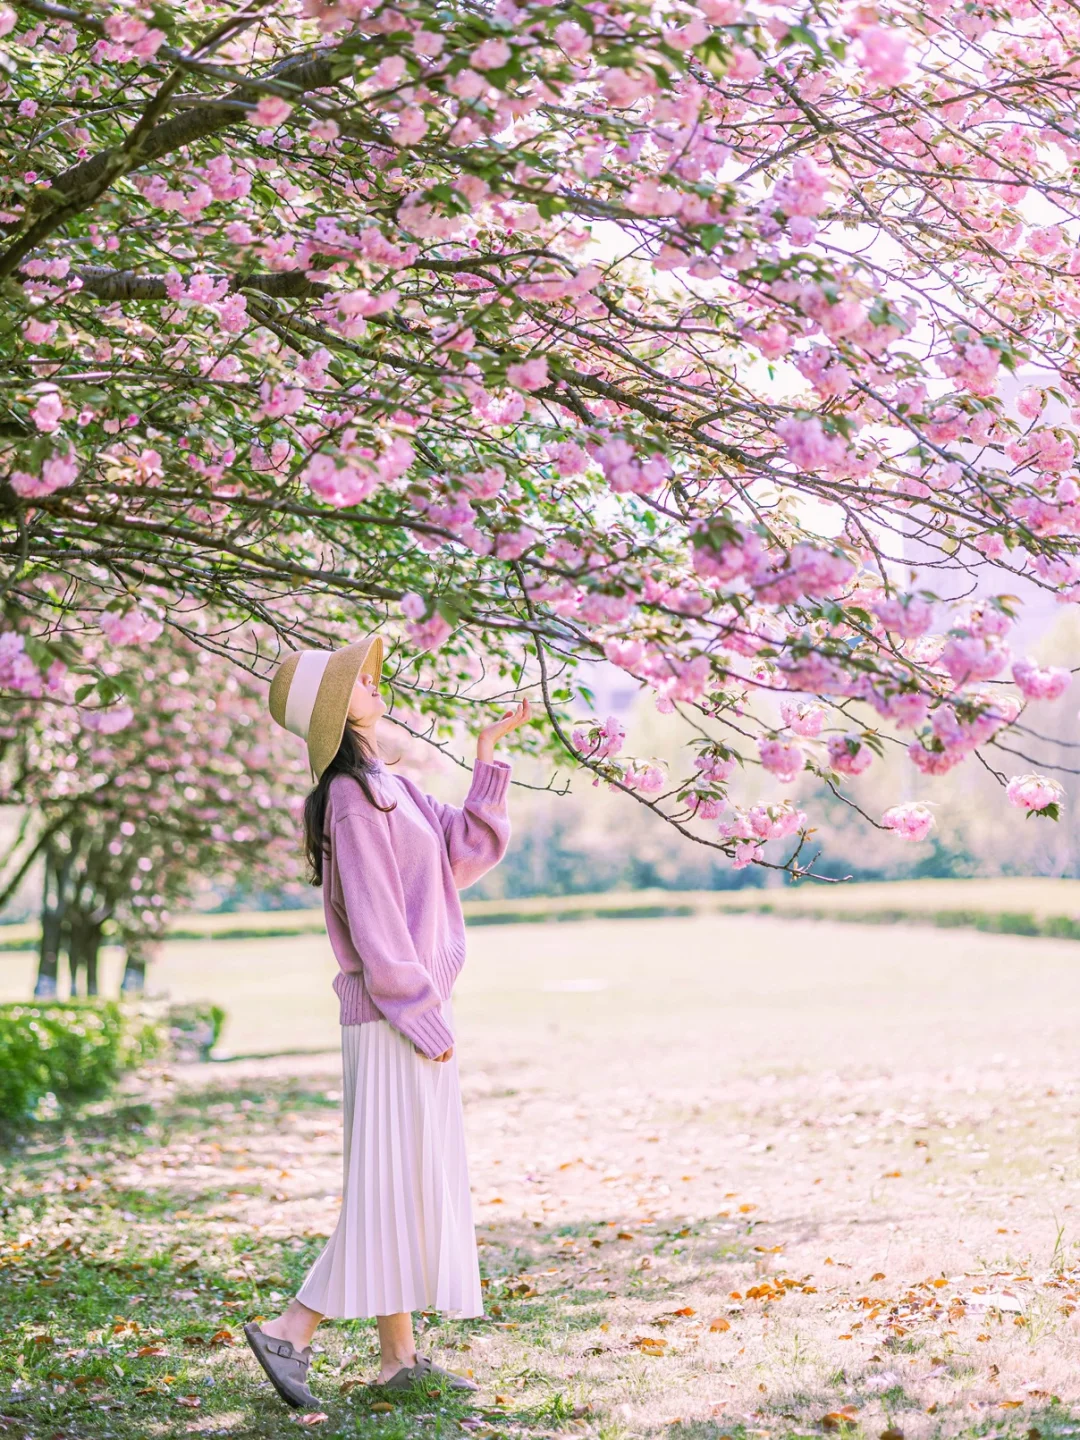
[857,26,910,87]
[691,522,763,584]
[23,317,58,345]
[780,701,826,738]
[80,704,135,733]
[746,322,792,360]
[881,802,935,842]
[9,450,78,497]
[100,606,163,648]
[594,439,671,496]
[940,633,1010,685]
[554,21,590,58]
[301,454,380,508]
[758,737,804,783]
[908,741,965,776]
[1030,226,1064,257]
[694,750,737,784]
[745,801,805,842]
[604,638,645,671]
[30,390,63,432]
[253,95,292,127]
[407,612,453,651]
[0,631,47,697]
[827,734,874,776]
[571,715,625,759]
[1012,658,1070,701]
[771,158,831,219]
[471,38,511,70]
[774,415,850,472]
[1005,773,1064,813]
[506,357,548,391]
[938,340,1001,397]
[1016,387,1045,420]
[624,762,666,793]
[873,595,934,639]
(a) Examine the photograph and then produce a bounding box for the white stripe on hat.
[284,650,331,741]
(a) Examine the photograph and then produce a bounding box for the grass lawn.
[4,912,1080,1439]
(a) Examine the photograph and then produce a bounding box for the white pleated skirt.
[295,995,485,1319]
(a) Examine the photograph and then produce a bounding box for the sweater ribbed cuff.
[468,757,511,807]
[405,1006,455,1060]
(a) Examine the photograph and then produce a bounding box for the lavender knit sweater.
[322,755,512,1059]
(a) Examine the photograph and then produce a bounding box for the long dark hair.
[303,722,397,887]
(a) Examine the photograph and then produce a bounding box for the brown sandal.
[373,1353,478,1393]
[243,1322,320,1410]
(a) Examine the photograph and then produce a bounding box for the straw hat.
[267,635,384,782]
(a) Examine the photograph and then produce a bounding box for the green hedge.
[0,1000,163,1129]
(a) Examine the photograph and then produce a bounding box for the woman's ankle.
[261,1301,322,1349]
[377,1351,417,1381]
[374,1311,416,1378]
[379,1345,417,1368]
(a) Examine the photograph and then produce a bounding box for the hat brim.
[306,635,384,781]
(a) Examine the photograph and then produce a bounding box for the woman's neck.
[346,719,383,767]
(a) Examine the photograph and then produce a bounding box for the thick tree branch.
[48,266,331,302]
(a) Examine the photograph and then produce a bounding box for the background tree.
[3,0,1080,876]
[0,617,306,994]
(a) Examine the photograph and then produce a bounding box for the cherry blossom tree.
[4,0,1080,877]
[0,624,306,994]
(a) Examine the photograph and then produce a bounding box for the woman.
[245,634,530,1408]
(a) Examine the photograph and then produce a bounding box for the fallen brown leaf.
[821,1406,860,1431]
[631,1335,667,1355]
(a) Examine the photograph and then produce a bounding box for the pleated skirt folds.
[295,996,485,1319]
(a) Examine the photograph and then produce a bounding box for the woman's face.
[346,669,386,728]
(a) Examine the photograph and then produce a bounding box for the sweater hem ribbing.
[333,933,466,1027]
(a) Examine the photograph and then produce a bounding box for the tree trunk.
[68,909,105,998]
[35,845,73,999]
[121,941,150,993]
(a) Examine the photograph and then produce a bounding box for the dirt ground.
[169,916,1080,1429]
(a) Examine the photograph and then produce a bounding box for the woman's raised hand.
[476,696,531,764]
